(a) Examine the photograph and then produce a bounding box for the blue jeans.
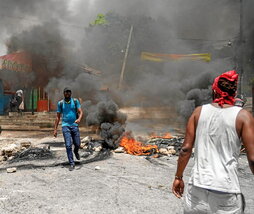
[62,126,81,165]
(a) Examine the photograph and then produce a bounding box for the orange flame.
[120,133,158,156]
[150,132,173,139]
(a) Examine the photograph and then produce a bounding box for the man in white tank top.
[172,70,254,213]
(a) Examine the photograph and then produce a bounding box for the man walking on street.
[54,87,83,171]
[172,70,254,213]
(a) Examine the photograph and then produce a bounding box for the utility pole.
[118,25,133,89]
[238,0,243,94]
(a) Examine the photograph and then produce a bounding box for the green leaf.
[90,14,108,26]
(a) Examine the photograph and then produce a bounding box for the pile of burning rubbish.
[83,100,184,157]
[79,132,184,157]
[118,132,184,156]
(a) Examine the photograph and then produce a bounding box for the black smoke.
[84,100,127,149]
[1,0,253,123]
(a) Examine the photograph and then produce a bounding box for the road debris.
[11,147,53,162]
[114,146,125,153]
[6,167,17,173]
[95,166,101,170]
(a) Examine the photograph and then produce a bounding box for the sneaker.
[69,165,75,171]
[74,152,80,160]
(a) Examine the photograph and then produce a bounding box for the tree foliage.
[90,14,108,26]
[80,12,165,87]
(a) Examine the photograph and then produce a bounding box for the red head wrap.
[212,70,238,107]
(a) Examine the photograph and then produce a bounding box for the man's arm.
[238,109,254,174]
[75,108,83,124]
[172,106,201,198]
[54,112,61,137]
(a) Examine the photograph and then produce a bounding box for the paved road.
[0,151,253,214]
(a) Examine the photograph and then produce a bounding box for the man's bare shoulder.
[192,106,202,116]
[237,109,253,123]
[191,106,202,126]
[194,106,202,112]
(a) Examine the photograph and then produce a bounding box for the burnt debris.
[10,148,53,162]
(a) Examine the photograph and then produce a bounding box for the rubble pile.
[80,136,104,152]
[0,142,31,162]
[80,136,116,153]
[0,141,53,163]
[0,144,20,160]
[79,136,113,162]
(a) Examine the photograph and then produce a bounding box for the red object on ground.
[37,100,49,112]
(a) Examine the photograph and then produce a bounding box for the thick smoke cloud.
[74,0,241,118]
[0,0,253,122]
[0,0,71,53]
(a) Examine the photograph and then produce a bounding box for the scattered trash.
[7,167,17,173]
[158,147,176,156]
[114,147,125,153]
[81,138,110,152]
[94,146,102,152]
[20,141,32,149]
[157,184,165,189]
[80,136,93,149]
[8,156,14,161]
[1,144,20,157]
[95,166,101,170]
[0,156,7,162]
[81,136,93,143]
[147,137,184,155]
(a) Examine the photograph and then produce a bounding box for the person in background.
[10,89,23,112]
